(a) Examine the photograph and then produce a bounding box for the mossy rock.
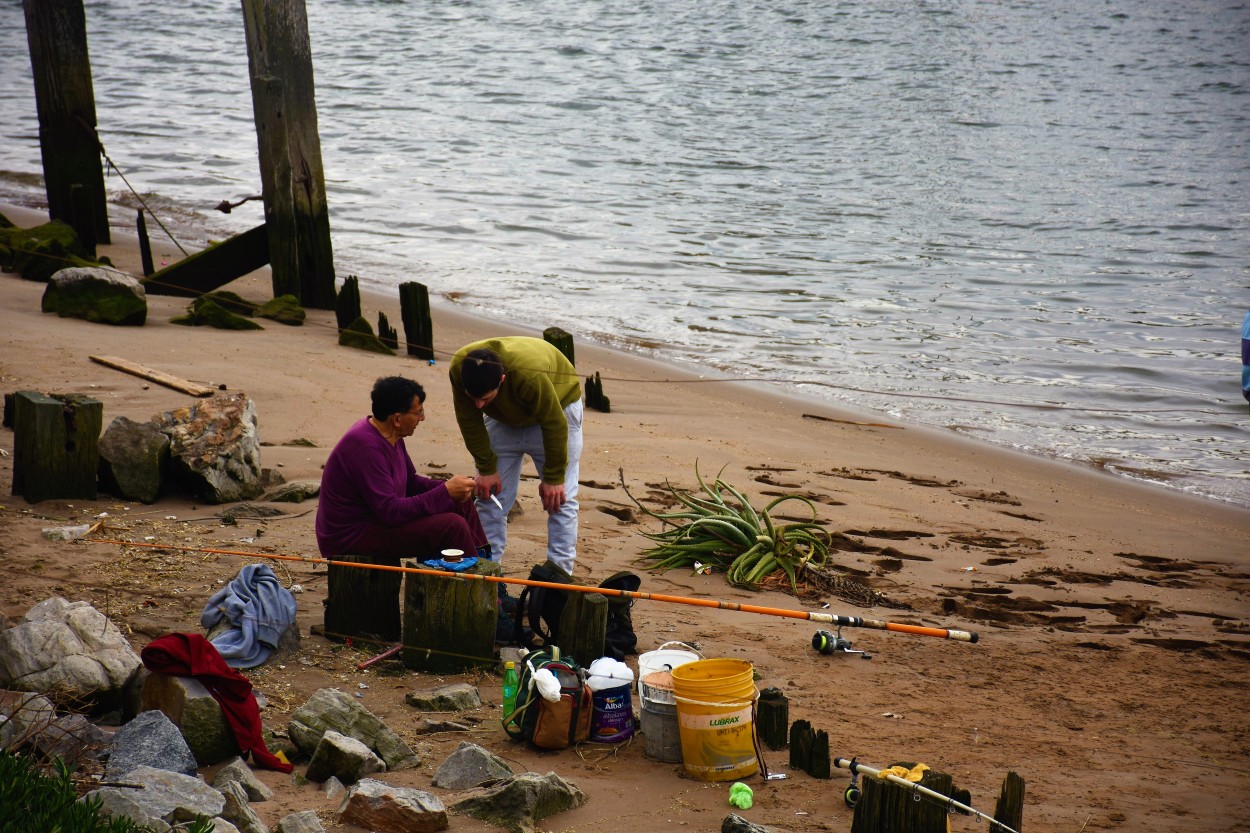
[42,267,148,326]
[202,290,257,316]
[256,294,306,326]
[171,296,263,330]
[0,211,14,229]
[0,220,97,282]
[338,315,394,354]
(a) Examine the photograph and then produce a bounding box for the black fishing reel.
[812,627,872,659]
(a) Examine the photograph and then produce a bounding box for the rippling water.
[2,0,1248,504]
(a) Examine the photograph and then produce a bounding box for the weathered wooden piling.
[543,327,575,366]
[993,771,1025,833]
[136,210,155,276]
[334,275,361,332]
[377,311,398,351]
[240,0,335,309]
[324,555,402,645]
[402,558,500,673]
[555,591,608,667]
[11,391,103,503]
[584,371,611,412]
[788,719,831,778]
[756,688,789,750]
[22,0,110,250]
[850,765,957,833]
[398,282,434,360]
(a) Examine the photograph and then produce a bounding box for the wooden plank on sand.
[89,355,216,397]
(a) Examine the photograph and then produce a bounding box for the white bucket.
[637,641,702,699]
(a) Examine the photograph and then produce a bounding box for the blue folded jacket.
[200,563,297,669]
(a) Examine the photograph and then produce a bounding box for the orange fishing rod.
[88,538,979,643]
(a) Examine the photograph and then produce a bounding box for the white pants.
[476,399,582,574]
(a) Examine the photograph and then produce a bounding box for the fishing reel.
[843,768,862,809]
[812,626,872,660]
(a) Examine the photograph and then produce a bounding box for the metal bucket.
[639,670,682,763]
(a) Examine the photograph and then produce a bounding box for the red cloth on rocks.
[141,632,293,773]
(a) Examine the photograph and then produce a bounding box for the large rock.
[42,266,147,325]
[288,688,419,772]
[219,780,269,833]
[106,709,198,779]
[432,742,513,790]
[306,729,385,785]
[98,416,170,503]
[275,811,325,833]
[141,673,240,766]
[448,772,586,833]
[0,598,142,712]
[31,713,113,767]
[404,683,481,713]
[337,778,447,833]
[0,690,57,746]
[213,756,275,802]
[154,393,263,504]
[83,765,225,826]
[723,813,775,833]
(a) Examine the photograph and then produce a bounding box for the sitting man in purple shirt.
[316,376,488,565]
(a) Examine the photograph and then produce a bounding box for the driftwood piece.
[90,355,215,397]
[12,391,102,503]
[403,559,500,673]
[142,224,269,297]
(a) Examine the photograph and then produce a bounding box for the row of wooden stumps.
[323,556,609,673]
[755,690,1025,832]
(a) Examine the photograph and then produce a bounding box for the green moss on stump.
[171,296,263,330]
[338,316,394,354]
[256,294,306,326]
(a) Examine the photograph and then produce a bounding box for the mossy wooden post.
[850,765,954,833]
[399,282,434,360]
[11,391,102,503]
[241,0,335,309]
[22,0,110,250]
[403,559,499,673]
[543,327,575,366]
[757,688,789,750]
[324,555,401,645]
[584,371,611,413]
[555,591,608,666]
[993,771,1025,833]
[335,275,360,332]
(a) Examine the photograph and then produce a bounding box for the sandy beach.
[2,203,1249,832]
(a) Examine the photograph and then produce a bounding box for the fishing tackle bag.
[513,562,641,660]
[503,646,592,749]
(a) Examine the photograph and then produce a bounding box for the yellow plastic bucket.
[670,658,758,781]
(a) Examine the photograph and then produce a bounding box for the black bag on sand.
[514,562,641,660]
[503,646,592,750]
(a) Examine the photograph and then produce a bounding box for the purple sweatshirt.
[315,417,455,555]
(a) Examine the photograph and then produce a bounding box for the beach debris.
[41,523,93,541]
[623,463,831,590]
[728,782,754,809]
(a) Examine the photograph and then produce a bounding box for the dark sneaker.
[495,609,519,646]
[497,584,518,616]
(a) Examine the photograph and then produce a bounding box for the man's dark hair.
[461,348,505,397]
[371,376,425,420]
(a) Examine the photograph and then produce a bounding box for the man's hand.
[539,482,566,514]
[474,472,502,502]
[445,474,476,502]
